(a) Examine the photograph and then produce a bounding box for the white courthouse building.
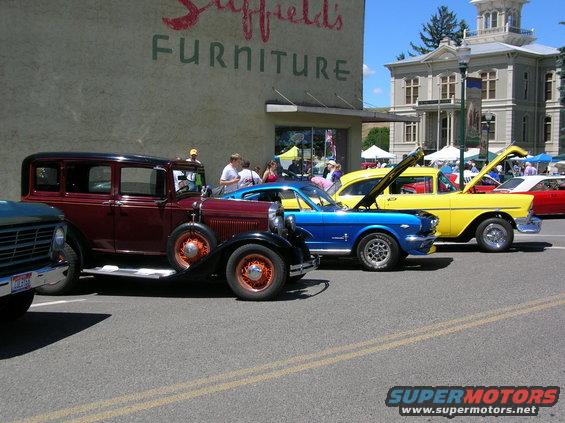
[386,0,563,158]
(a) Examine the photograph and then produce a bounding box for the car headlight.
[430,218,439,229]
[268,203,285,234]
[285,215,296,232]
[52,226,66,250]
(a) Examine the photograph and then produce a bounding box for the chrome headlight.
[52,226,66,250]
[285,215,296,232]
[430,218,439,229]
[268,203,285,234]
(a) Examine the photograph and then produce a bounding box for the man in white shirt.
[220,153,242,194]
[238,160,261,188]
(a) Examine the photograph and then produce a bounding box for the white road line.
[546,246,565,250]
[30,299,87,308]
[515,234,565,237]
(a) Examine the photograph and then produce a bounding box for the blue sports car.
[224,149,438,271]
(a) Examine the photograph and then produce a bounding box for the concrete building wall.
[0,0,364,199]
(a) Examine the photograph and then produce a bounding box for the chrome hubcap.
[365,239,390,265]
[246,264,263,282]
[183,242,199,258]
[484,223,507,249]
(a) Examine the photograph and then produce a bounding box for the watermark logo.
[385,386,560,419]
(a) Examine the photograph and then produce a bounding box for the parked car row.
[1,146,546,319]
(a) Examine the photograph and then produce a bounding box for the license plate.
[11,272,32,294]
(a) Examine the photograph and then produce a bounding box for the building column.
[422,112,427,147]
[449,112,455,146]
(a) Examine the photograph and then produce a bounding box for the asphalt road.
[1,218,564,423]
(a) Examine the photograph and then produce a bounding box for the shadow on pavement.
[318,257,453,272]
[73,276,234,299]
[436,242,552,253]
[73,276,329,301]
[0,312,111,359]
[277,279,330,301]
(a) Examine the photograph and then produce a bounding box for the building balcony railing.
[465,25,534,39]
[415,98,461,111]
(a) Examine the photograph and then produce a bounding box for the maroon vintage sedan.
[21,152,317,301]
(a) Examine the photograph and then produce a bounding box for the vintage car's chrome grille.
[208,219,260,242]
[0,224,55,269]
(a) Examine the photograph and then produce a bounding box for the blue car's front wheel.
[357,232,399,271]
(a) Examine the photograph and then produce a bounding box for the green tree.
[409,6,468,56]
[363,127,390,151]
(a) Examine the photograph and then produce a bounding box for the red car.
[400,171,500,194]
[447,172,500,193]
[21,152,318,300]
[493,175,565,215]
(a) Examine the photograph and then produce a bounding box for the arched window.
[404,77,419,104]
[484,13,491,28]
[522,115,529,142]
[404,122,417,143]
[440,74,456,99]
[506,12,514,27]
[545,72,554,101]
[544,116,552,142]
[481,114,496,141]
[491,11,498,28]
[480,71,497,99]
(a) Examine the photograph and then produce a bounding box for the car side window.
[243,189,311,211]
[391,177,433,194]
[34,163,60,192]
[340,179,379,196]
[531,181,552,191]
[120,167,165,197]
[66,164,111,194]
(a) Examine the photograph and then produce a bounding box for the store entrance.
[274,126,348,180]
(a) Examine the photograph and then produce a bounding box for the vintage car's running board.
[83,265,176,279]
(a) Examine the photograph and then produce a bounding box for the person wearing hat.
[186,148,201,165]
[524,161,537,176]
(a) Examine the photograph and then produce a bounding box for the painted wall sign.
[162,0,344,43]
[152,35,350,81]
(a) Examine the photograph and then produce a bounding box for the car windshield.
[300,185,338,208]
[173,165,206,198]
[438,172,458,193]
[326,180,342,196]
[496,177,524,191]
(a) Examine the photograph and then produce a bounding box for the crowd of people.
[177,148,562,196]
[216,153,344,193]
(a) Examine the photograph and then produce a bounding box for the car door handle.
[101,201,112,205]
[387,197,397,201]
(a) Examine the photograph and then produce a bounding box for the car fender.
[352,225,404,250]
[171,231,294,280]
[294,226,313,240]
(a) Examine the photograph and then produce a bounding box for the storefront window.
[274,127,348,180]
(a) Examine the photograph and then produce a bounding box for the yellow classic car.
[330,146,541,252]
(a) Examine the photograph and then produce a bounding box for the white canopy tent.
[361,145,396,160]
[463,147,502,159]
[423,145,461,161]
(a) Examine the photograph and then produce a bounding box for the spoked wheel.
[356,232,399,271]
[167,225,217,271]
[36,243,80,295]
[226,244,286,301]
[475,218,513,252]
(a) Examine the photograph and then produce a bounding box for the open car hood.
[462,145,529,193]
[353,148,424,209]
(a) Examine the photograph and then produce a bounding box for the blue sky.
[363,0,565,107]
